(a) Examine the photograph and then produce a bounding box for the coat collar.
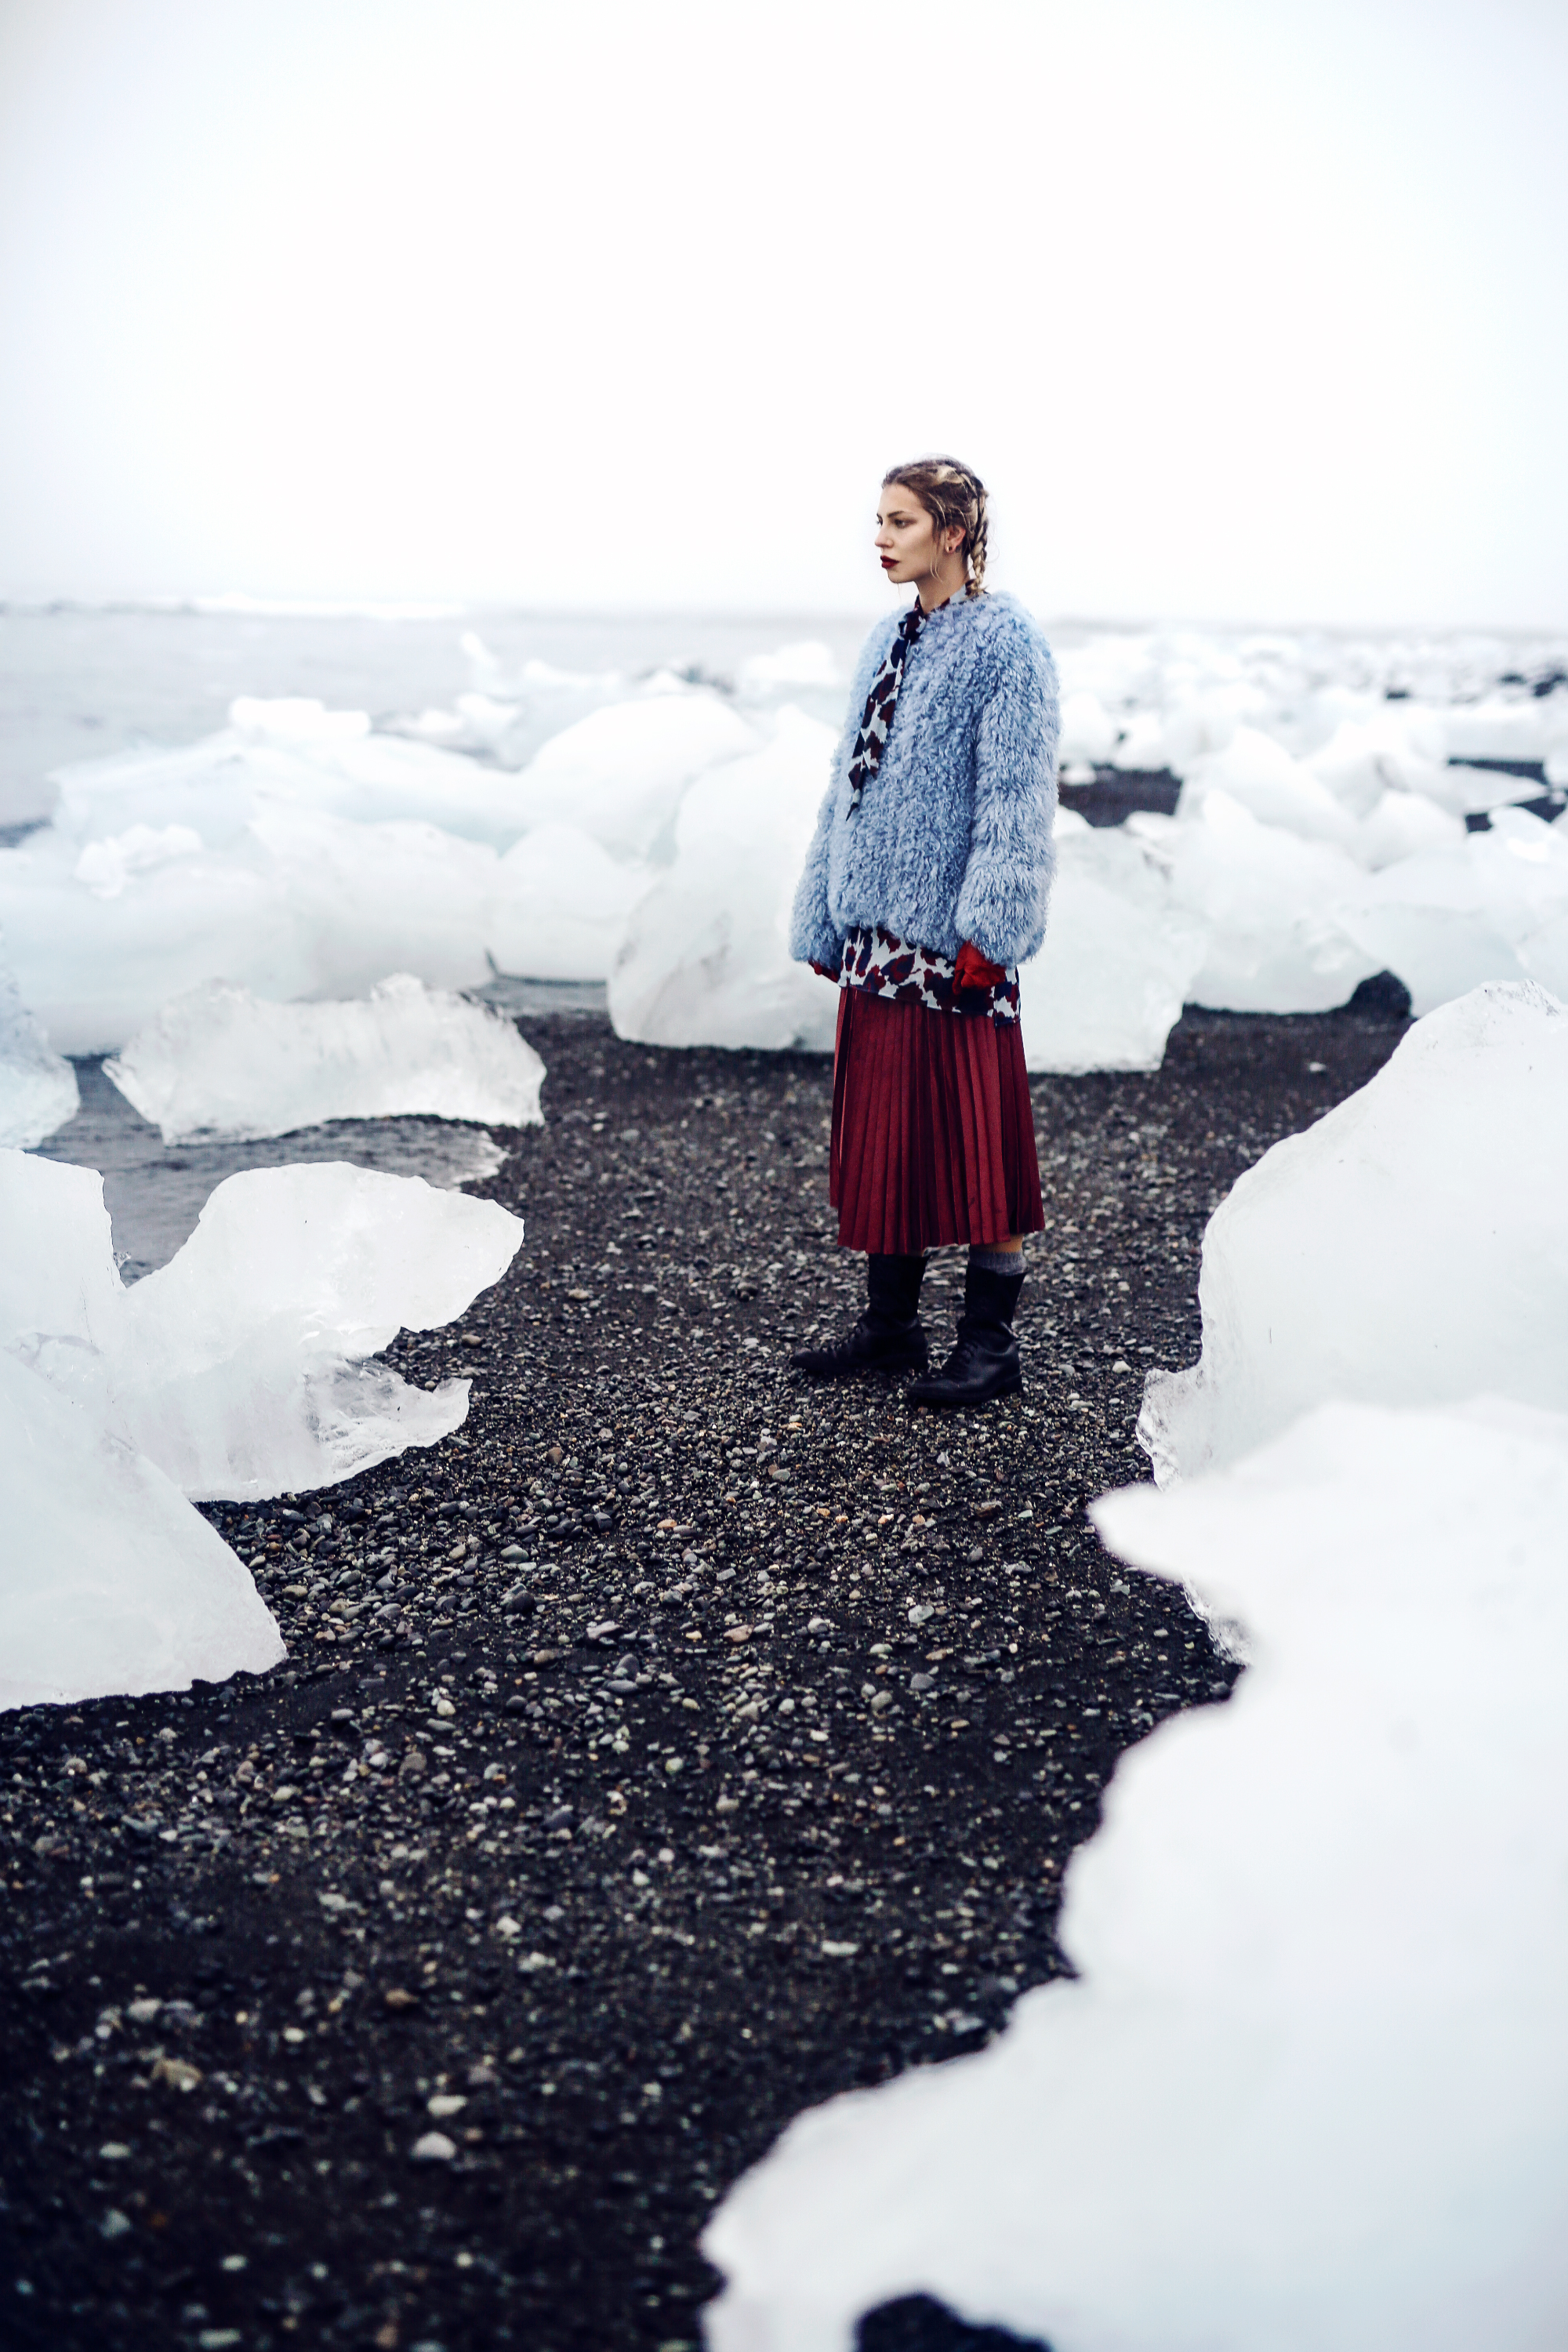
[913,587,1004,632]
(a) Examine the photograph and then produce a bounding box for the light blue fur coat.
[788,590,1059,972]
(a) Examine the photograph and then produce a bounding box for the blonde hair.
[882,456,989,594]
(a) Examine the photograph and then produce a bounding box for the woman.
[788,456,1058,1407]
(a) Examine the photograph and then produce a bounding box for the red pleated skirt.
[829,987,1044,1254]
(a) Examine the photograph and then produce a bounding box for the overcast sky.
[1,0,1563,626]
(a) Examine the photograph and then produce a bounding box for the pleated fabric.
[829,986,1044,1254]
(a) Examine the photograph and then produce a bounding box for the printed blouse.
[845,600,927,812]
[840,924,1021,1023]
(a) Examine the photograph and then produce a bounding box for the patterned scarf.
[846,601,927,813]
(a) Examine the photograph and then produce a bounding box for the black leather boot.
[790,1254,928,1377]
[907,1260,1024,1407]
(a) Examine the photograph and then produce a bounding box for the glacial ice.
[74,822,205,897]
[3,629,1566,1067]
[53,705,532,851]
[1138,793,1380,1013]
[1303,706,1454,816]
[0,1350,285,1711]
[510,690,758,861]
[702,1398,1568,2352]
[2,1146,524,1501]
[1179,725,1357,847]
[608,708,840,1052]
[1338,807,1568,1014]
[1138,981,1568,1487]
[737,641,841,694]
[1058,688,1122,768]
[244,804,500,1007]
[1350,787,1466,870]
[484,822,651,982]
[0,820,303,1056]
[103,974,545,1143]
[0,953,78,1147]
[1018,815,1207,1073]
[0,679,764,1053]
[445,641,630,766]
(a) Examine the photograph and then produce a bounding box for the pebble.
[411,2130,457,2162]
[151,2055,201,2092]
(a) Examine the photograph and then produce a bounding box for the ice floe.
[507,689,757,862]
[2,1146,524,1502]
[1140,793,1381,1014]
[0,1349,285,1711]
[702,1396,1568,2352]
[1138,981,1568,1487]
[1338,807,1568,1014]
[103,974,545,1143]
[608,708,840,1052]
[0,951,78,1148]
[1178,725,1359,848]
[1,1136,524,1705]
[483,822,652,982]
[2,627,1565,1065]
[1018,814,1206,1073]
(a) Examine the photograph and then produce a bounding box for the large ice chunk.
[103,975,544,1144]
[115,1163,524,1499]
[1338,808,1568,1014]
[1137,793,1379,1013]
[1057,689,1120,768]
[509,691,758,861]
[1443,690,1568,766]
[446,640,630,767]
[702,1399,1568,2352]
[0,952,78,1147]
[0,821,302,1057]
[73,822,205,897]
[1304,707,1453,818]
[0,1149,126,1371]
[1351,787,1467,870]
[737,642,841,694]
[2,1148,524,1501]
[1139,981,1568,1486]
[0,1351,285,1711]
[1018,815,1207,1073]
[54,701,542,851]
[482,822,650,982]
[1180,724,1356,846]
[246,804,499,1005]
[3,686,756,1051]
[608,708,839,1051]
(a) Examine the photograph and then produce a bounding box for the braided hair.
[882,456,989,596]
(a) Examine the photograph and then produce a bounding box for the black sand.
[0,994,1407,2352]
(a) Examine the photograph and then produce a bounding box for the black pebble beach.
[2,993,1409,2352]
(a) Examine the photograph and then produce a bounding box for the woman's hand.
[954,939,1005,992]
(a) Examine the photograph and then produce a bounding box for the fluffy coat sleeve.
[953,629,1060,967]
[787,619,891,971]
[787,778,844,971]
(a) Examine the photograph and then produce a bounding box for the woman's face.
[874,487,954,583]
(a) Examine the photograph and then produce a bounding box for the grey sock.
[969,1246,1024,1276]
